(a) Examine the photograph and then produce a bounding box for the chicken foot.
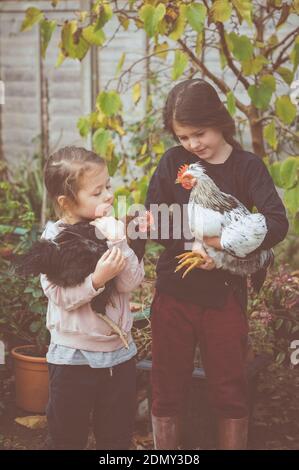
[174,252,205,278]
[96,313,129,349]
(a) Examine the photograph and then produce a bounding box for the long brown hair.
[44,146,105,214]
[163,79,242,149]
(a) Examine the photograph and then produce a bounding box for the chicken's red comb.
[175,164,189,184]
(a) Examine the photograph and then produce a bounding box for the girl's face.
[68,164,114,222]
[173,121,230,164]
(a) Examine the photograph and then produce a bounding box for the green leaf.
[232,0,253,25]
[261,74,276,92]
[268,162,284,188]
[277,67,294,86]
[30,303,45,315]
[267,34,278,48]
[225,32,234,52]
[153,42,169,60]
[24,287,34,294]
[136,156,151,167]
[21,7,44,32]
[115,53,126,76]
[77,116,91,138]
[186,3,206,33]
[78,11,89,23]
[248,83,273,110]
[61,21,89,60]
[284,184,299,216]
[40,20,56,59]
[29,321,42,333]
[107,153,119,177]
[275,318,284,330]
[195,32,204,56]
[290,38,299,72]
[211,0,232,22]
[93,128,111,155]
[97,90,122,116]
[228,33,253,61]
[82,24,106,46]
[94,3,113,30]
[133,83,141,104]
[242,55,268,76]
[247,75,275,110]
[168,4,186,41]
[226,91,236,116]
[280,157,299,189]
[56,50,66,68]
[219,49,227,69]
[293,212,299,234]
[118,13,130,31]
[139,3,166,37]
[275,95,297,125]
[32,289,43,298]
[153,142,165,154]
[263,120,277,150]
[171,50,188,80]
[276,351,286,365]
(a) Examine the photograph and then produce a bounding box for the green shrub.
[0,257,49,356]
[248,266,299,365]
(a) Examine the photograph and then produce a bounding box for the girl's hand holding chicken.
[203,236,222,251]
[194,245,216,271]
[175,241,216,276]
[92,247,126,290]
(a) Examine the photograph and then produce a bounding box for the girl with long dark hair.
[145,79,288,449]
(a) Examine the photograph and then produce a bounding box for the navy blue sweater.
[144,145,289,310]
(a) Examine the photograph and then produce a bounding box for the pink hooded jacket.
[40,220,145,352]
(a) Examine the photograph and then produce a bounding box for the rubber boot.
[151,414,179,450]
[218,416,248,450]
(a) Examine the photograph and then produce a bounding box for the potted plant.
[11,344,49,414]
[0,256,49,413]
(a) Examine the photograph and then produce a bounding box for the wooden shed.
[0,0,147,171]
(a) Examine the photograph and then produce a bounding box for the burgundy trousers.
[150,289,249,419]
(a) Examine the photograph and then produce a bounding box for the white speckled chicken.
[174,162,273,278]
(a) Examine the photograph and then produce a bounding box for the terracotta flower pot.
[11,345,49,413]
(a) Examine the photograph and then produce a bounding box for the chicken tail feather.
[13,240,59,278]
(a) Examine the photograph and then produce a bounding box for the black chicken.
[14,213,153,349]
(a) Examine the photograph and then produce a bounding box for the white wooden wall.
[0,0,147,172]
[0,1,295,173]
